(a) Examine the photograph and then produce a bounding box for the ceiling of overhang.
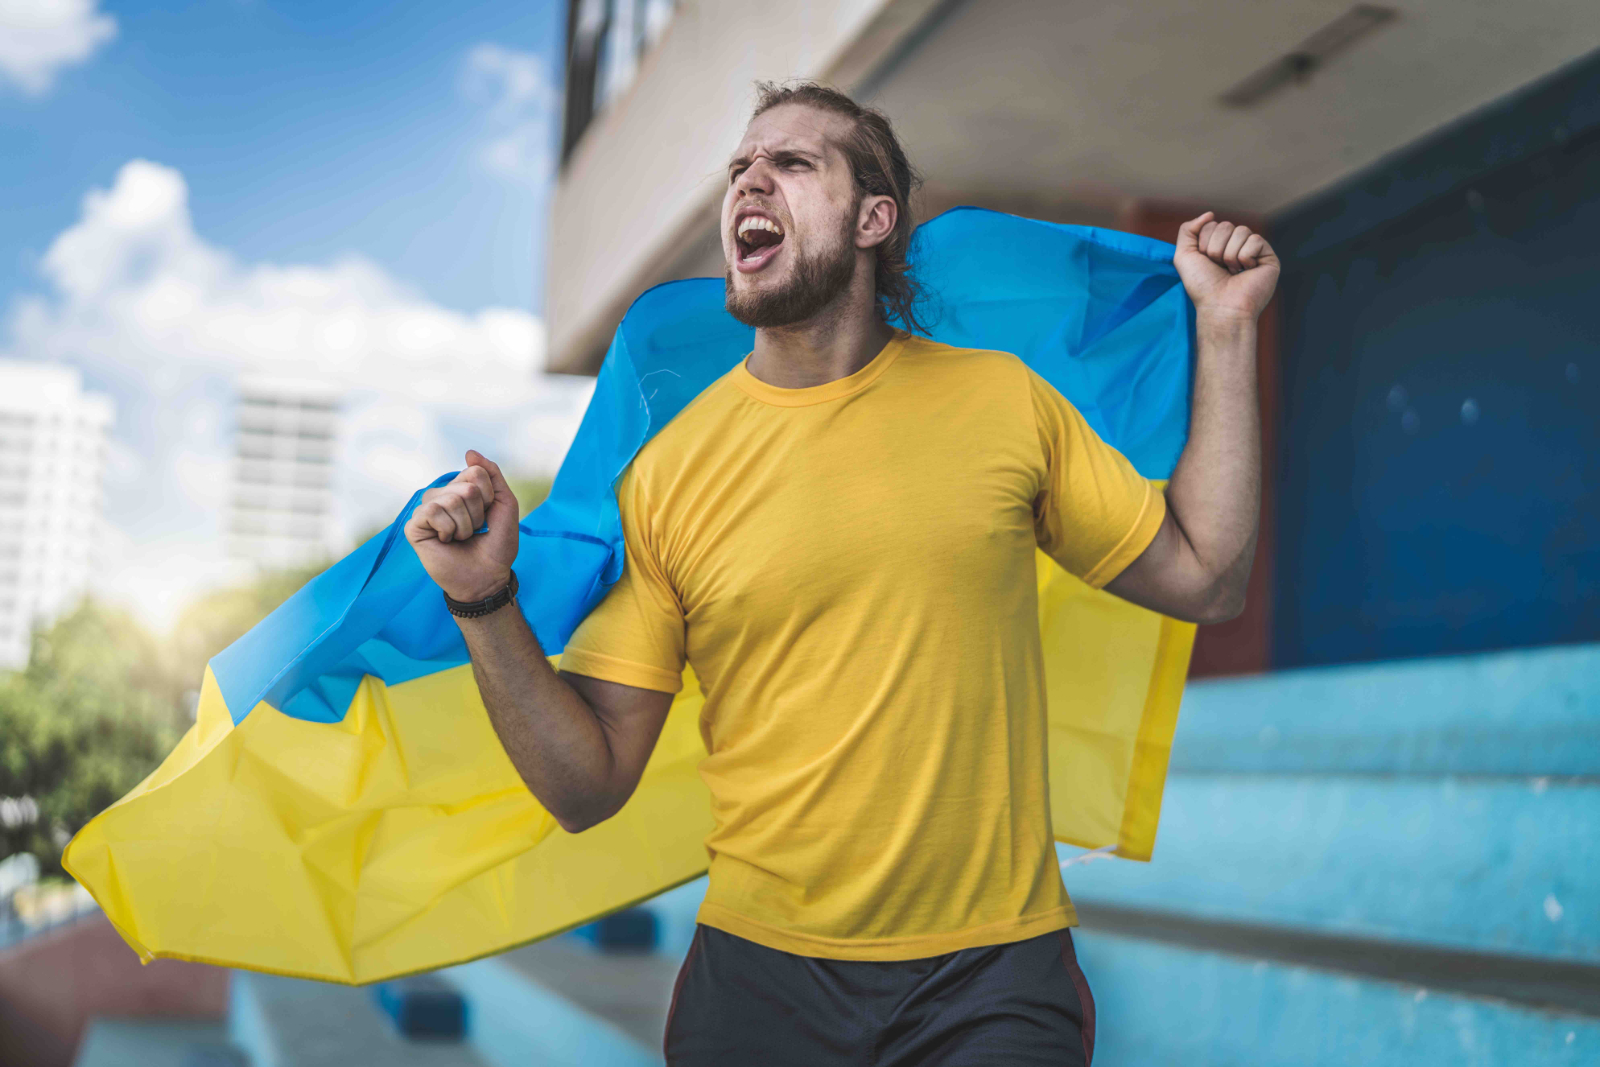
[869,0,1600,216]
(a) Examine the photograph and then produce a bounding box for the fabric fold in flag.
[64,208,1197,984]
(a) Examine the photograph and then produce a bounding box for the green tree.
[2,563,327,877]
[0,603,183,875]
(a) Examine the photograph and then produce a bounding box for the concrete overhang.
[545,0,1600,375]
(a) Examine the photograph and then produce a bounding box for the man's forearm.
[455,609,624,831]
[1104,212,1273,623]
[1164,312,1262,617]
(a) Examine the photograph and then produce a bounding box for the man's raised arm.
[404,450,674,833]
[1105,212,1278,624]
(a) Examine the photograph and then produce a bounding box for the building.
[0,362,113,670]
[547,0,1600,670]
[545,4,1600,1063]
[227,377,341,571]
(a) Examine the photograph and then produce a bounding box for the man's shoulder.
[895,335,1034,397]
[898,335,1031,379]
[901,334,1024,368]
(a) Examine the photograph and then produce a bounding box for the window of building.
[561,0,676,164]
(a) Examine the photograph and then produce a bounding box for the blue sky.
[2,0,563,314]
[0,0,595,624]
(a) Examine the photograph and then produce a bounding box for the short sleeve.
[1028,369,1167,589]
[559,466,687,693]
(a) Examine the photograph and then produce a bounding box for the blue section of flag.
[210,209,1193,725]
[913,209,1191,477]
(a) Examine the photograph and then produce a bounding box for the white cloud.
[0,0,116,95]
[461,43,558,185]
[3,159,594,627]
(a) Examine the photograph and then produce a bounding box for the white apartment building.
[227,377,341,571]
[0,362,114,669]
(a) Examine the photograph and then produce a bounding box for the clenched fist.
[405,449,519,604]
[1173,211,1280,324]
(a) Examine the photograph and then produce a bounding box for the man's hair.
[751,81,926,334]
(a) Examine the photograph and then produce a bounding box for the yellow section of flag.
[65,550,1191,984]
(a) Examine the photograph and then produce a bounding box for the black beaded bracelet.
[443,571,519,618]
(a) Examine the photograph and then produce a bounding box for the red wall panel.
[0,915,228,1067]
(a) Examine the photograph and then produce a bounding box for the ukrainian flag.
[64,208,1196,984]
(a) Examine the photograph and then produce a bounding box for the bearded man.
[404,82,1277,1066]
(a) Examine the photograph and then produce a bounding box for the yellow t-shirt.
[560,332,1165,960]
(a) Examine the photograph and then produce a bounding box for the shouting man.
[405,82,1277,1066]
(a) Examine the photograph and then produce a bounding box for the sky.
[0,0,595,626]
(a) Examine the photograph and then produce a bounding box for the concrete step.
[1063,774,1599,961]
[1073,927,1600,1067]
[441,949,661,1067]
[497,936,681,1050]
[1170,641,1600,776]
[229,972,486,1067]
[73,1018,237,1067]
[1055,641,1600,1063]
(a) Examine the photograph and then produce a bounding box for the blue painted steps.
[1072,932,1600,1067]
[1163,641,1600,777]
[1068,774,1597,961]
[1058,640,1600,1066]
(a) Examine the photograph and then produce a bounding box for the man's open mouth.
[735,214,786,272]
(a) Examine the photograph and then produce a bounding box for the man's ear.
[856,195,897,250]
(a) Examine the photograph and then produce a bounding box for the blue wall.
[1270,47,1600,668]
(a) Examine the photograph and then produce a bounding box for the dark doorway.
[1270,50,1600,668]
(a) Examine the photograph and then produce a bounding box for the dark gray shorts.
[664,925,1095,1066]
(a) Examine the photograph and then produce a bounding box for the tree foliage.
[0,603,183,874]
[1,566,321,876]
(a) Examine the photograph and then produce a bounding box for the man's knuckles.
[433,483,481,511]
[424,498,466,529]
[452,468,494,505]
[410,480,495,543]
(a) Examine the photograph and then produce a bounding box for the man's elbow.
[550,795,625,835]
[553,811,607,835]
[1193,586,1247,625]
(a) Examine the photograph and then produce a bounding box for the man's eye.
[783,160,809,169]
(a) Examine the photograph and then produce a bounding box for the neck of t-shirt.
[734,331,911,408]
[746,314,899,390]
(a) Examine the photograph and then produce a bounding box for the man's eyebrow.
[727,147,824,171]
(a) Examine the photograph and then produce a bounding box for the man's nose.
[734,157,776,197]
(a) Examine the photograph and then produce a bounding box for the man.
[405,83,1276,1065]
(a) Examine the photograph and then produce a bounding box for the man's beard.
[725,213,858,329]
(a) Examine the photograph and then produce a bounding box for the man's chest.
[643,401,1044,626]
